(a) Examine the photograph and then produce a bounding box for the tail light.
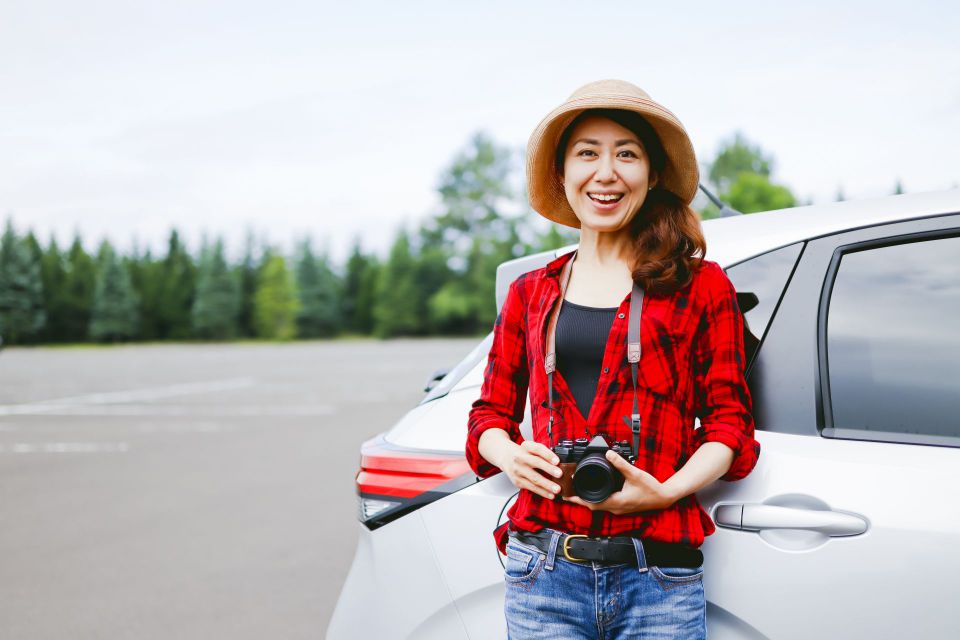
[356,433,476,530]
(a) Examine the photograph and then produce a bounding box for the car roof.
[495,188,960,311]
[702,188,960,267]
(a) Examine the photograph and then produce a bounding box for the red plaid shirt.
[465,250,760,555]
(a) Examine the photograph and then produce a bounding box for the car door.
[696,212,960,639]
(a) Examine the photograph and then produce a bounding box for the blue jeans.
[504,528,706,639]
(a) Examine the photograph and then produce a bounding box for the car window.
[420,332,493,404]
[825,234,960,443]
[724,242,803,371]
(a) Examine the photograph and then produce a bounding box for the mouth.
[587,192,625,210]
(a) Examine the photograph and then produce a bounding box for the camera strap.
[544,249,645,459]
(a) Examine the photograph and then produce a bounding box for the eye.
[577,149,596,157]
[618,150,638,158]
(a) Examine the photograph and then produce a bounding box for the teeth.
[589,193,623,202]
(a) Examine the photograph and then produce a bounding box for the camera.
[552,435,637,503]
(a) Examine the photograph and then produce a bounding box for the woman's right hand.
[501,440,564,500]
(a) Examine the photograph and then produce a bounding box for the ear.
[648,170,659,190]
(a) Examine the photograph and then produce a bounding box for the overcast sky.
[2,0,958,265]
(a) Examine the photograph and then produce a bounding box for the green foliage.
[723,173,797,213]
[89,242,139,341]
[372,228,421,338]
[61,236,97,341]
[157,230,196,339]
[39,237,69,342]
[701,132,797,217]
[295,238,341,338]
[192,238,239,339]
[0,220,46,343]
[342,237,378,334]
[125,244,157,340]
[708,131,772,192]
[235,231,259,338]
[253,252,299,340]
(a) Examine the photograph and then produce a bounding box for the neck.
[575,225,634,272]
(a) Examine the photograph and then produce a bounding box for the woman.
[465,79,761,639]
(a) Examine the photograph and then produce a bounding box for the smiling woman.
[467,79,759,639]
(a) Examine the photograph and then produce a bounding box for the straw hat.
[526,79,699,228]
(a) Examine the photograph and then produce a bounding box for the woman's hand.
[501,440,564,501]
[562,450,675,514]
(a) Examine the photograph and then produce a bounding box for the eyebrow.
[572,137,641,147]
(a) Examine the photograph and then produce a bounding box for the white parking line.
[0,378,258,416]
[0,442,130,453]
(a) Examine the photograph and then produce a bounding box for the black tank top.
[555,299,618,422]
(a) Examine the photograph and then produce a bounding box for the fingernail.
[553,469,562,477]
[553,485,561,492]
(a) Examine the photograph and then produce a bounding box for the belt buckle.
[562,534,589,562]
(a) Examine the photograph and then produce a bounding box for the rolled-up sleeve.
[465,277,530,478]
[691,264,760,481]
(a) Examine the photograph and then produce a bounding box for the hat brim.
[526,94,699,228]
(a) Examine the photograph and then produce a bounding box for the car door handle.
[713,503,868,536]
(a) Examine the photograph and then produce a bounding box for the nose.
[594,153,617,182]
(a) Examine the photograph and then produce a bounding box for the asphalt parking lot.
[0,338,479,639]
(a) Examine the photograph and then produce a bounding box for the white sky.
[2,0,958,265]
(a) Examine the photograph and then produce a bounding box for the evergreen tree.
[157,230,196,339]
[89,242,139,341]
[342,237,377,334]
[354,253,380,335]
[893,179,905,195]
[192,237,239,339]
[235,230,259,338]
[39,236,69,343]
[372,228,420,338]
[253,252,299,340]
[0,220,46,343]
[295,238,341,338]
[125,242,158,340]
[62,235,96,341]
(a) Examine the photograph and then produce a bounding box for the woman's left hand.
[562,450,675,514]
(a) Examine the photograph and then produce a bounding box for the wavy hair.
[556,108,706,295]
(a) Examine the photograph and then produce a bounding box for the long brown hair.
[556,108,706,295]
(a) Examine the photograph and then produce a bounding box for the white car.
[328,189,960,640]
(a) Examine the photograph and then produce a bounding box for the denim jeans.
[504,528,706,639]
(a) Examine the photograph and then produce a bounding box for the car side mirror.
[423,367,451,393]
[736,292,759,315]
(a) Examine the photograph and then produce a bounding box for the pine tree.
[295,238,341,338]
[157,230,196,339]
[62,235,96,342]
[39,236,69,342]
[342,238,378,334]
[253,252,299,340]
[89,242,139,341]
[191,237,239,339]
[235,230,259,338]
[372,228,420,338]
[0,220,46,343]
[124,242,156,341]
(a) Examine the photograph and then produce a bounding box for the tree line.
[0,130,906,345]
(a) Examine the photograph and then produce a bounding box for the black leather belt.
[510,528,703,568]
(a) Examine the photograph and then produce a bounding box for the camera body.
[552,434,637,503]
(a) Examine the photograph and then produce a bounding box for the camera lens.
[573,454,618,503]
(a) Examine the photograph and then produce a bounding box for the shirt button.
[617,313,625,319]
[603,367,610,374]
